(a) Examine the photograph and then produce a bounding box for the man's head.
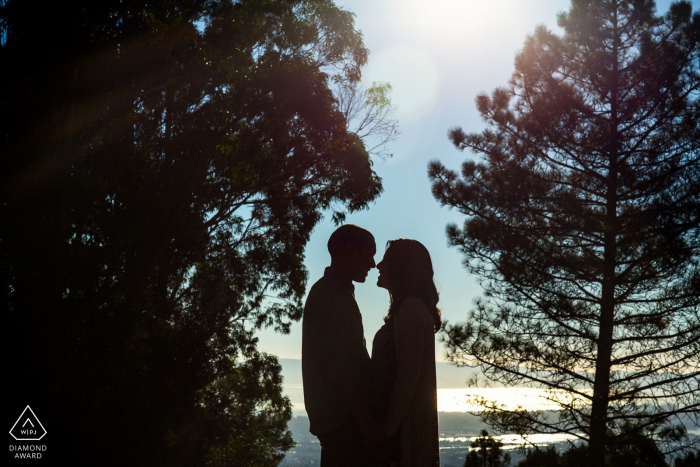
[328,224,376,283]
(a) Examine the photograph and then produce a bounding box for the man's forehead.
[360,241,376,255]
[349,238,374,251]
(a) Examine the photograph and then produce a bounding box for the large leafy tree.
[429,1,700,464]
[1,0,387,465]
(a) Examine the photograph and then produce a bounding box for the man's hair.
[327,224,375,259]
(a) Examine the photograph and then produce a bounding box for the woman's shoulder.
[399,296,430,318]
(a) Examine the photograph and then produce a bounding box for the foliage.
[672,451,699,467]
[334,78,400,159]
[429,0,700,465]
[605,420,673,467]
[516,430,698,467]
[516,446,564,467]
[1,0,391,465]
[514,446,593,467]
[203,355,295,467]
[516,442,661,467]
[464,430,512,467]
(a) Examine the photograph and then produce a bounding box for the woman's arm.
[383,297,429,437]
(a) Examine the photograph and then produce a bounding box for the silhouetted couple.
[302,225,441,467]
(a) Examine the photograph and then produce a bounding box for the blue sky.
[256,0,685,362]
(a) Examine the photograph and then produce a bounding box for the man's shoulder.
[304,274,357,321]
[307,274,349,301]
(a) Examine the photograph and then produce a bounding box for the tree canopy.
[1,0,390,465]
[429,0,700,464]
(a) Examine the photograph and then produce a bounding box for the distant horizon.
[277,357,484,389]
[278,358,700,427]
[279,358,590,417]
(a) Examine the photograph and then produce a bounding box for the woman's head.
[377,238,441,332]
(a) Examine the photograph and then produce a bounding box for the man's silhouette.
[302,224,384,466]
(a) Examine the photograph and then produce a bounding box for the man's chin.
[353,273,369,283]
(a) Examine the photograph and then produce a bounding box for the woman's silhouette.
[371,238,441,467]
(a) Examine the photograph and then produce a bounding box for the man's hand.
[359,418,388,450]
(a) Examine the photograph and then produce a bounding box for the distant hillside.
[278,358,484,389]
[279,359,303,386]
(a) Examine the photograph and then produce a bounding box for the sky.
[255,0,685,362]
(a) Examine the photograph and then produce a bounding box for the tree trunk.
[589,293,614,464]
[589,155,618,462]
[589,5,621,462]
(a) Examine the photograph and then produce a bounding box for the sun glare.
[361,46,440,125]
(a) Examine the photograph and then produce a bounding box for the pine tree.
[429,1,700,464]
[464,430,511,467]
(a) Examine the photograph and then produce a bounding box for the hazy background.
[255,0,681,365]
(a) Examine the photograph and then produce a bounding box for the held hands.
[359,418,388,450]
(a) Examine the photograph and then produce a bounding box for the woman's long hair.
[383,238,441,332]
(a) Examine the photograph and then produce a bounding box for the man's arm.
[321,289,386,447]
[337,367,386,448]
[337,371,371,426]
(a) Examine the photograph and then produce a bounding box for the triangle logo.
[9,406,47,441]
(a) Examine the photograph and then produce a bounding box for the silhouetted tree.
[1,0,390,465]
[429,1,700,465]
[605,420,673,467]
[673,450,699,467]
[515,422,690,467]
[515,447,563,467]
[334,79,400,159]
[464,430,511,467]
[517,424,693,467]
[516,440,668,467]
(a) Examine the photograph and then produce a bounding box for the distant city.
[278,359,582,467]
[281,412,581,467]
[277,359,698,467]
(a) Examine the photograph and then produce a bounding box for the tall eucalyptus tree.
[1,0,392,464]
